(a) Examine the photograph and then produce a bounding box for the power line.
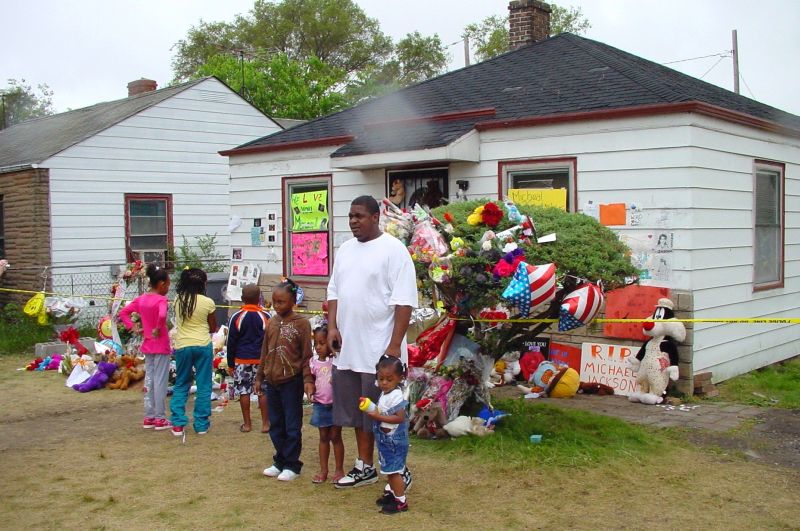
[739,69,756,99]
[662,51,730,65]
[699,55,727,80]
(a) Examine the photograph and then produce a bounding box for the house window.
[124,194,173,265]
[753,160,785,290]
[386,168,449,210]
[0,194,5,259]
[499,158,577,212]
[285,177,331,277]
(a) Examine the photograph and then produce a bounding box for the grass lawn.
[1,352,798,529]
[717,357,800,409]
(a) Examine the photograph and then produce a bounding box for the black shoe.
[380,497,409,515]
[334,463,378,489]
[402,466,413,491]
[376,490,394,507]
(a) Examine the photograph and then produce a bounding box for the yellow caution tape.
[0,287,794,322]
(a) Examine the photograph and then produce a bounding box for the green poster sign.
[291,190,329,232]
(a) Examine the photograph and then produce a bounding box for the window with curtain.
[125,194,173,264]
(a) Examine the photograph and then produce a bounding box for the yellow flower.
[467,206,484,226]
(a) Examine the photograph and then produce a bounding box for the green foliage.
[173,0,448,116]
[0,303,53,355]
[463,3,591,62]
[717,358,800,409]
[414,399,666,469]
[197,53,347,119]
[1,79,55,128]
[169,234,226,274]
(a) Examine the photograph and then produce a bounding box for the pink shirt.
[310,356,333,405]
[118,292,170,354]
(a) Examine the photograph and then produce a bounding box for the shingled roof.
[227,33,800,158]
[0,78,209,169]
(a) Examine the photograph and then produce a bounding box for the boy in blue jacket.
[227,284,270,433]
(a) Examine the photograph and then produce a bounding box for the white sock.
[354,458,364,471]
[396,494,407,503]
[384,484,392,493]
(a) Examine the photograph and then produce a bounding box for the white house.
[222,2,799,382]
[0,76,281,297]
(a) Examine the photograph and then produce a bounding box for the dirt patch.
[2,355,799,529]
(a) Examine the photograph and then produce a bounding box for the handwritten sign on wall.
[291,232,328,276]
[507,188,567,210]
[291,190,329,232]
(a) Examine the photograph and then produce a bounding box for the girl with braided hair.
[170,267,217,437]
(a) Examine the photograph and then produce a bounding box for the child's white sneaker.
[263,465,281,477]
[277,469,299,481]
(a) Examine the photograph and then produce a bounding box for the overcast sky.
[3,0,799,115]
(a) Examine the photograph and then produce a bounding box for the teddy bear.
[72,361,117,392]
[443,416,493,437]
[627,298,686,405]
[410,399,448,439]
[107,354,145,390]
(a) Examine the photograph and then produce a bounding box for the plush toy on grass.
[628,298,685,405]
[72,361,117,392]
[107,354,145,390]
[410,399,448,439]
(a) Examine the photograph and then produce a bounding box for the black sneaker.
[380,497,409,515]
[402,466,413,491]
[375,490,394,507]
[334,463,378,489]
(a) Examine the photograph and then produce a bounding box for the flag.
[502,262,556,317]
[559,283,604,332]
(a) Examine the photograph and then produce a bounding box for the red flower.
[59,327,80,345]
[481,202,503,228]
[444,212,454,223]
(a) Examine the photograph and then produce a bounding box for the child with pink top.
[119,264,172,431]
[309,323,344,484]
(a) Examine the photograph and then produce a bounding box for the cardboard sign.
[603,285,670,341]
[548,341,581,372]
[291,232,328,276]
[291,190,329,232]
[508,188,567,210]
[580,342,638,396]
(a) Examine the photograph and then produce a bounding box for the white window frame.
[752,160,785,291]
[499,157,577,212]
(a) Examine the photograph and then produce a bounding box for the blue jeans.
[263,376,304,474]
[374,421,409,475]
[170,344,212,433]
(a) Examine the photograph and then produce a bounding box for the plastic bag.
[408,219,448,262]
[379,199,414,244]
[23,292,48,325]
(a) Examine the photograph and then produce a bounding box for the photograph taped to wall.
[653,232,673,253]
[232,248,243,261]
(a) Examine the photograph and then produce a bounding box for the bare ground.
[1,355,798,530]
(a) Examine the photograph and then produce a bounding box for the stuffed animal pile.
[409,399,448,439]
[107,354,145,390]
[628,298,685,405]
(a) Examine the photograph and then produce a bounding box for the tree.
[173,0,448,116]
[463,3,591,62]
[1,79,55,129]
[172,0,392,82]
[346,32,449,103]
[197,53,347,119]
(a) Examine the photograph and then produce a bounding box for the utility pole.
[464,36,470,67]
[732,29,740,94]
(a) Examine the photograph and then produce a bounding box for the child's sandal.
[311,474,327,484]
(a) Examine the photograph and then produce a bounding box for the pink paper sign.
[291,232,328,276]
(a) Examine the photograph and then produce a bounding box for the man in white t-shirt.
[327,195,418,489]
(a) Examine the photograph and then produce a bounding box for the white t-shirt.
[378,388,405,431]
[327,232,418,373]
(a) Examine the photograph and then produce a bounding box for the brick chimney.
[509,0,552,49]
[127,78,158,97]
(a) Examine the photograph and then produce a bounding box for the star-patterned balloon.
[559,282,604,332]
[501,262,556,317]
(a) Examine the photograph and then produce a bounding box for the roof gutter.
[475,101,800,139]
[0,163,38,175]
[219,135,355,157]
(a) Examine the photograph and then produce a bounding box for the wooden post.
[732,29,740,94]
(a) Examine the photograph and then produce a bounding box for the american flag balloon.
[559,282,604,332]
[501,262,556,317]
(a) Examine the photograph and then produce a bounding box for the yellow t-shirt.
[174,294,216,349]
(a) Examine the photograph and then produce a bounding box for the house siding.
[42,77,280,274]
[227,112,800,382]
[0,168,52,302]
